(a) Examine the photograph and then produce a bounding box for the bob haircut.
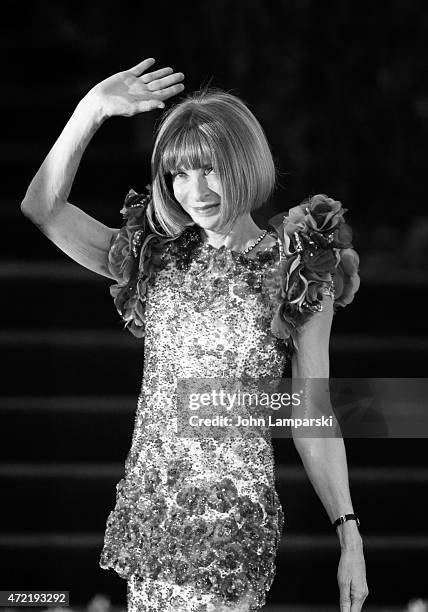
[150,88,276,236]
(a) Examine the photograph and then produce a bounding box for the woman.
[21,58,368,611]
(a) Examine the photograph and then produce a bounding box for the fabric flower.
[207,478,239,513]
[268,194,361,348]
[108,187,176,338]
[100,470,283,607]
[301,246,337,275]
[142,467,161,494]
[233,496,264,523]
[175,485,208,515]
[333,247,361,307]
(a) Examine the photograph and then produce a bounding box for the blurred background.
[1,0,428,610]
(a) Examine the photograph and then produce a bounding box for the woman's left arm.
[291,295,369,612]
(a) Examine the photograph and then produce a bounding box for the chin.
[194,217,224,231]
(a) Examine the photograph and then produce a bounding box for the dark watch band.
[333,513,360,529]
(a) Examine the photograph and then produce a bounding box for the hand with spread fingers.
[86,57,185,118]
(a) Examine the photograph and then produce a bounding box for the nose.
[191,173,211,201]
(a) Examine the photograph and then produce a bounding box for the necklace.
[197,228,269,254]
[241,230,268,254]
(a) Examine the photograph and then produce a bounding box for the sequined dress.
[99,227,288,611]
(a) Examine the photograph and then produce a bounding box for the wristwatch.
[333,513,361,529]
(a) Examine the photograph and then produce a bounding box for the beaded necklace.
[240,230,268,254]
[201,229,269,255]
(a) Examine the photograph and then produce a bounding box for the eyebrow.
[174,162,214,171]
[171,165,212,173]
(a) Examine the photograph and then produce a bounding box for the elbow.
[292,426,344,461]
[20,197,52,227]
[292,434,322,459]
[20,198,38,223]
[20,198,30,216]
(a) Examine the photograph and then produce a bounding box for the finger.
[128,57,156,76]
[152,82,185,100]
[339,585,351,612]
[137,99,166,113]
[340,597,351,612]
[141,67,173,83]
[350,592,368,611]
[147,72,185,92]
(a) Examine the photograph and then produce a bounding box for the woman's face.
[171,166,223,229]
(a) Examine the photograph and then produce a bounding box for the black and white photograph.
[1,1,427,611]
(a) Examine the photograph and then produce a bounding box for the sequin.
[99,228,287,611]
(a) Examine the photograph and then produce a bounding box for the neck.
[199,214,264,252]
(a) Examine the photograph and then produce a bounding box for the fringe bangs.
[160,125,214,174]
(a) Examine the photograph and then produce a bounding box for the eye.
[204,166,215,175]
[171,170,187,179]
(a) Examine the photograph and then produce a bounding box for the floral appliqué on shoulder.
[267,194,360,345]
[108,186,176,338]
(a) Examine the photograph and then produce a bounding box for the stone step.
[0,532,425,606]
[1,462,427,535]
[3,259,428,337]
[0,266,428,341]
[0,331,142,395]
[13,606,411,612]
[0,397,136,462]
[1,331,427,399]
[2,396,428,465]
[0,605,413,612]
[258,608,412,612]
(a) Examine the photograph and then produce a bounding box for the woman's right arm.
[20,58,184,279]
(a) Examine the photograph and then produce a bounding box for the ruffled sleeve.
[267,194,360,349]
[108,186,174,338]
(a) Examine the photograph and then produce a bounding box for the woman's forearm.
[20,94,106,224]
[294,435,363,549]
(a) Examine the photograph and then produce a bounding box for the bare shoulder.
[34,202,119,280]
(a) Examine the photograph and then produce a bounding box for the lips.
[194,203,220,211]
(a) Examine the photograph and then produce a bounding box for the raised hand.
[86,58,185,118]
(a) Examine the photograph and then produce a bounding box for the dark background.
[1,1,428,610]
[4,0,428,270]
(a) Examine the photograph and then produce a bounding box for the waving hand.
[87,57,185,117]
